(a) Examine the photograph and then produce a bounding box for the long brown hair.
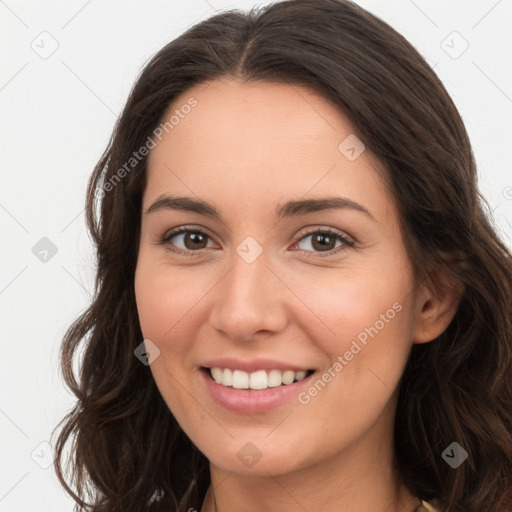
[52,1,512,511]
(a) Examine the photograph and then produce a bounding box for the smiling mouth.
[201,367,316,391]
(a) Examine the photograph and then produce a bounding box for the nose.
[207,246,289,343]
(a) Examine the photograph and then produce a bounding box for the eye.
[157,226,217,257]
[156,225,355,258]
[291,227,354,257]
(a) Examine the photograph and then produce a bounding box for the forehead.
[144,78,393,222]
[151,78,359,165]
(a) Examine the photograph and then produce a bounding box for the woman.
[53,1,512,511]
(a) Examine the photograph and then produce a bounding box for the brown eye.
[181,231,208,250]
[310,233,337,251]
[158,228,216,256]
[294,228,355,257]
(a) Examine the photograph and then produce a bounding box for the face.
[135,78,422,477]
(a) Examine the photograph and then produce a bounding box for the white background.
[1,0,511,510]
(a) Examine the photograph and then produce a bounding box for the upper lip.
[201,357,313,373]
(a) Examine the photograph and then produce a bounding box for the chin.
[197,436,313,477]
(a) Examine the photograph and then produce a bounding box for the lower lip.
[200,369,315,414]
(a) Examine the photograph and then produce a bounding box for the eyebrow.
[145,194,376,222]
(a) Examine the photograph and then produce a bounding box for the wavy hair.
[52,1,512,511]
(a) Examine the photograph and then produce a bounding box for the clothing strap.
[417,500,438,512]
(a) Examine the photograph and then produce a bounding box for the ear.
[412,267,464,344]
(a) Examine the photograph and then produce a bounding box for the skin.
[134,78,460,512]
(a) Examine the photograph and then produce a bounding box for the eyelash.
[156,225,355,258]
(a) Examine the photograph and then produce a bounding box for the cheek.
[289,260,416,406]
[135,268,175,345]
[134,261,200,417]
[331,282,409,347]
[134,257,219,384]
[135,257,200,345]
[295,264,412,347]
[290,273,414,441]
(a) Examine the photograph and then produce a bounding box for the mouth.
[201,367,316,391]
[199,358,318,414]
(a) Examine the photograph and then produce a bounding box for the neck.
[202,467,420,512]
[200,405,420,512]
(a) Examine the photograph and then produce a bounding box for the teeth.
[221,368,232,386]
[295,370,307,381]
[209,367,310,390]
[249,370,267,390]
[232,370,249,389]
[211,367,223,382]
[282,370,295,385]
[268,369,282,387]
